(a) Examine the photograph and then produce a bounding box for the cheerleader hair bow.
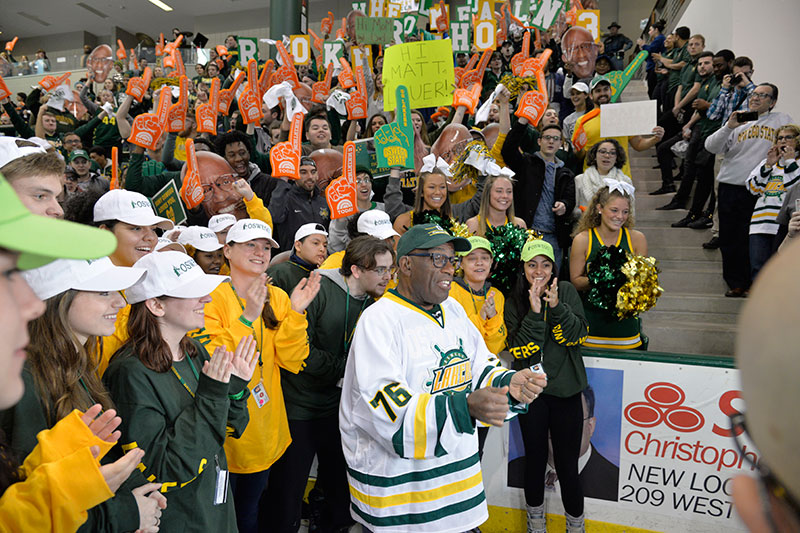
[485,160,516,179]
[420,153,453,177]
[604,178,635,197]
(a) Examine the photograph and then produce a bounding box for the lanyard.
[343,284,369,355]
[78,377,96,405]
[229,281,265,380]
[172,354,200,398]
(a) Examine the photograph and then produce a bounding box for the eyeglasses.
[750,91,773,100]
[406,252,461,269]
[728,412,800,528]
[200,174,237,195]
[597,149,617,156]
[541,135,562,142]
[361,265,396,277]
[776,135,797,142]
[355,177,372,185]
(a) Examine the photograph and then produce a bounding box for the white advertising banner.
[481,355,752,532]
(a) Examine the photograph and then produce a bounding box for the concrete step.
[637,210,708,225]
[649,244,721,261]
[646,309,737,325]
[638,226,713,246]
[635,194,695,210]
[658,259,721,271]
[659,269,728,294]
[655,292,744,315]
[641,318,736,357]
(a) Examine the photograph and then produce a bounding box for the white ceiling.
[1,0,273,40]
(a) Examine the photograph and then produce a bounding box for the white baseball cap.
[178,226,224,252]
[93,189,174,231]
[155,237,186,253]
[357,210,399,240]
[294,222,328,243]
[208,214,237,233]
[226,219,279,248]
[125,251,229,304]
[0,137,47,168]
[162,225,187,241]
[22,256,147,301]
[571,82,590,94]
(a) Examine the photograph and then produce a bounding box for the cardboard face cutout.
[87,45,114,83]
[309,148,343,191]
[430,124,472,165]
[186,151,246,219]
[562,26,598,79]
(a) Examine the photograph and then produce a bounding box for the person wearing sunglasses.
[264,236,395,532]
[733,241,800,532]
[339,223,547,532]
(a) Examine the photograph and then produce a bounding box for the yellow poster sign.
[383,39,456,111]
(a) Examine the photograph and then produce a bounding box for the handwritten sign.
[600,100,657,138]
[356,17,396,44]
[383,39,455,111]
[152,180,187,226]
[529,0,565,31]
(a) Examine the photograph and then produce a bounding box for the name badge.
[214,455,228,506]
[252,381,269,408]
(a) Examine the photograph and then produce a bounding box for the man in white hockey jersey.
[339,223,548,532]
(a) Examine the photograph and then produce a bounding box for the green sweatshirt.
[0,365,142,532]
[503,281,589,398]
[125,151,181,197]
[266,258,312,295]
[73,111,122,149]
[282,269,374,420]
[103,339,250,533]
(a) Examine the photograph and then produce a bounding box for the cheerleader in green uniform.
[569,180,648,349]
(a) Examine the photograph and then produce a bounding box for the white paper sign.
[600,100,657,138]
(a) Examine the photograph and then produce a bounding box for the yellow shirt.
[244,195,273,231]
[173,136,188,162]
[192,283,309,474]
[489,132,507,168]
[448,281,507,354]
[319,250,344,270]
[99,303,130,377]
[580,113,632,177]
[0,410,113,533]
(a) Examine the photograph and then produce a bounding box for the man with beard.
[216,130,278,205]
[263,236,394,533]
[661,52,728,227]
[573,76,665,177]
[268,156,331,251]
[339,223,547,532]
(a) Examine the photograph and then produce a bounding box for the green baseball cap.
[458,236,493,257]
[521,239,555,263]
[590,74,612,90]
[396,223,470,260]
[68,149,90,162]
[0,172,117,269]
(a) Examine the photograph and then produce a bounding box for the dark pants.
[478,426,489,459]
[646,69,658,98]
[719,183,758,290]
[657,86,684,142]
[674,130,716,214]
[749,233,776,281]
[518,393,584,517]
[262,415,352,533]
[656,133,683,186]
[229,469,270,533]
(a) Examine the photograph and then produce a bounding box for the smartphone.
[737,111,759,122]
[731,73,743,85]
[795,198,800,213]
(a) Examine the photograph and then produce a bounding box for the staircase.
[623,81,742,357]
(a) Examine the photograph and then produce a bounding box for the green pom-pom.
[586,245,629,315]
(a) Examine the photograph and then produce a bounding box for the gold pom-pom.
[525,228,543,242]
[501,74,543,100]
[450,219,471,239]
[616,255,664,319]
[449,140,490,185]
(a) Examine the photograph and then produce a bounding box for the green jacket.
[74,111,122,149]
[266,257,313,295]
[103,339,250,532]
[0,365,142,532]
[282,269,374,420]
[125,151,181,197]
[504,281,589,398]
